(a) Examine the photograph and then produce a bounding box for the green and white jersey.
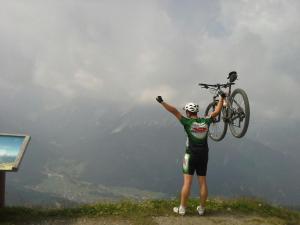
[180,116,212,154]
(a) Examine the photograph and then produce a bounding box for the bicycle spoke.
[229,89,249,138]
[232,95,244,112]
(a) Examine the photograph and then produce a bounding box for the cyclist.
[156,91,225,216]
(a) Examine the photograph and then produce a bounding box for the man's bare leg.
[180,174,193,207]
[198,176,208,207]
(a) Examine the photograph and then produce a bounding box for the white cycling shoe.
[197,205,205,216]
[173,206,186,216]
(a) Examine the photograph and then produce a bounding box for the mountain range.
[3,101,300,207]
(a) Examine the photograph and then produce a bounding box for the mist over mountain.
[4,103,300,207]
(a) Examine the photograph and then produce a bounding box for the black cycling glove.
[156,96,163,103]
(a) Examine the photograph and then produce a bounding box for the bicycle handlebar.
[198,82,235,89]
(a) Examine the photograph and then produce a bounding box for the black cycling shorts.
[182,151,208,176]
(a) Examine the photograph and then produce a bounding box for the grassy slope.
[0,197,299,225]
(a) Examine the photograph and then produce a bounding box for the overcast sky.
[0,0,299,124]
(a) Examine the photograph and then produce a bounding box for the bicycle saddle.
[227,71,238,82]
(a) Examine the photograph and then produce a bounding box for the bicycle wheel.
[229,88,250,138]
[205,102,228,141]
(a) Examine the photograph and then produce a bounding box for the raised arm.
[210,90,226,118]
[156,96,182,120]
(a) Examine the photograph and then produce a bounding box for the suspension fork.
[213,94,227,123]
[221,88,232,122]
[211,96,219,122]
[212,84,232,122]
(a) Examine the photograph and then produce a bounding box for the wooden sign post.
[0,171,5,208]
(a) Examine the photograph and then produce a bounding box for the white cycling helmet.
[184,102,199,113]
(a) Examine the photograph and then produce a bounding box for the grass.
[0,197,299,225]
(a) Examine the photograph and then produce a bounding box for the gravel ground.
[22,218,131,225]
[15,215,286,225]
[154,215,285,225]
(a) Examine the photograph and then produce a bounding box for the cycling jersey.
[180,116,212,154]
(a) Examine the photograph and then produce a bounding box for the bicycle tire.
[229,88,250,138]
[205,102,228,141]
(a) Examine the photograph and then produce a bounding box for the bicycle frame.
[200,82,245,127]
[205,83,233,118]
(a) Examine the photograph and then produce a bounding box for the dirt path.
[154,215,285,225]
[18,215,285,225]
[21,218,131,225]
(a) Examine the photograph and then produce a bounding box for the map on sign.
[0,134,30,171]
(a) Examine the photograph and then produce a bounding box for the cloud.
[0,0,299,122]
[74,70,103,90]
[137,85,175,104]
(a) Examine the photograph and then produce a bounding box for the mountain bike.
[199,71,250,141]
